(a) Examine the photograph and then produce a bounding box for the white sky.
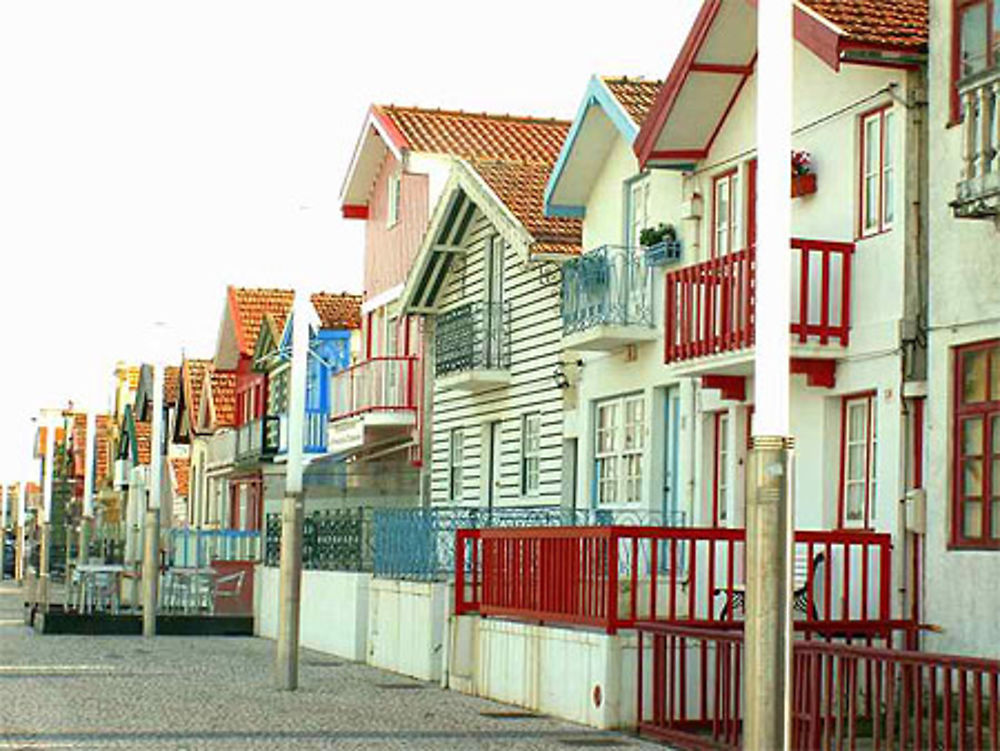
[0,0,700,485]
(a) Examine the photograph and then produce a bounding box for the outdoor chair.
[210,570,245,615]
[714,550,826,620]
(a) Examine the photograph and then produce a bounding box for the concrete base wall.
[448,616,641,730]
[367,579,449,682]
[254,566,371,662]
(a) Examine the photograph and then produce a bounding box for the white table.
[73,564,125,614]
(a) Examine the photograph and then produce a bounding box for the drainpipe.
[745,3,795,750]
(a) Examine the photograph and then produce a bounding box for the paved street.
[0,583,659,750]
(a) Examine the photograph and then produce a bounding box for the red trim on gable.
[703,61,754,160]
[370,105,411,152]
[690,62,755,75]
[342,204,369,220]
[793,4,842,71]
[227,286,249,360]
[649,149,709,161]
[634,0,723,165]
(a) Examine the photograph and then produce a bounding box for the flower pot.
[791,172,817,198]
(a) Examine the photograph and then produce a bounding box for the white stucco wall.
[920,1,1000,659]
[367,578,449,682]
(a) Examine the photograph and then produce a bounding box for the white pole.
[16,479,26,581]
[143,345,166,638]
[745,2,795,749]
[79,411,97,565]
[39,410,58,612]
[276,290,309,690]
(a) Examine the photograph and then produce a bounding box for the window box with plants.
[791,150,816,198]
[640,223,682,266]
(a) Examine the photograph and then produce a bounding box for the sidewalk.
[0,582,659,750]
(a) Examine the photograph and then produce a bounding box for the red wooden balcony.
[455,526,891,635]
[663,239,854,364]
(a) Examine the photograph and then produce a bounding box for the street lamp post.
[143,330,167,638]
[745,2,795,749]
[276,291,309,690]
[79,411,97,566]
[39,409,58,613]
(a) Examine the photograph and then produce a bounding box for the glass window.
[595,395,645,505]
[448,429,464,502]
[859,108,895,237]
[628,177,650,248]
[841,395,877,528]
[960,2,990,78]
[521,413,541,496]
[953,340,1000,546]
[713,412,730,526]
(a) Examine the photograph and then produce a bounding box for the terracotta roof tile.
[25,482,41,508]
[311,293,362,330]
[229,287,295,357]
[469,159,582,255]
[375,105,571,164]
[602,77,663,127]
[803,0,927,50]
[210,370,237,429]
[163,366,181,406]
[95,415,111,484]
[170,458,190,497]
[181,358,213,430]
[134,419,152,466]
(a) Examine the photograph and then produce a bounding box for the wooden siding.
[364,153,430,301]
[430,213,566,507]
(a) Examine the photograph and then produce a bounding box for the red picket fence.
[454,526,892,635]
[636,622,1000,751]
[663,239,853,363]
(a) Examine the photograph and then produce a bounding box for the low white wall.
[448,616,642,730]
[254,565,371,662]
[367,579,449,682]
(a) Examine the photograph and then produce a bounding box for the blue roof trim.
[543,76,640,218]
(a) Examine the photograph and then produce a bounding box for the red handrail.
[664,239,853,364]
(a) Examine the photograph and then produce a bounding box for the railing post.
[455,529,467,615]
[606,528,619,634]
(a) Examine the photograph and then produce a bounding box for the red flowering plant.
[792,150,812,177]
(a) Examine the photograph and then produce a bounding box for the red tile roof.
[469,159,581,255]
[602,77,663,127]
[164,366,181,406]
[210,370,237,429]
[95,415,111,484]
[181,358,213,430]
[802,0,928,51]
[228,287,295,357]
[170,458,190,497]
[311,293,362,330]
[374,105,571,164]
[134,419,152,466]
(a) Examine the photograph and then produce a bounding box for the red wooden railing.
[636,622,999,751]
[329,355,419,421]
[663,239,854,363]
[455,526,892,635]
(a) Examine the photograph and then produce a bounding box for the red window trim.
[856,104,894,241]
[951,0,997,124]
[711,168,740,259]
[837,390,877,530]
[228,475,263,532]
[951,339,1000,550]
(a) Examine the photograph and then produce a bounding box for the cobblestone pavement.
[0,583,664,750]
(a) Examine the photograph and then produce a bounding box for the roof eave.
[338,105,409,214]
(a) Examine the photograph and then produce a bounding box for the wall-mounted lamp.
[552,359,584,390]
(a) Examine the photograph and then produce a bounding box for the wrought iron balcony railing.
[435,301,511,377]
[954,66,1000,218]
[234,415,280,462]
[329,356,418,421]
[562,245,653,335]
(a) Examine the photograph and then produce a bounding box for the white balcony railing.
[955,66,1000,217]
[330,356,418,421]
[206,429,236,468]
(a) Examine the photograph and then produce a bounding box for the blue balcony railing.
[277,410,328,455]
[561,245,654,335]
[435,301,511,377]
[373,506,686,581]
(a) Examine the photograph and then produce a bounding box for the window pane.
[848,402,867,441]
[965,459,984,496]
[964,417,985,456]
[883,113,895,224]
[963,349,988,403]
[964,500,984,538]
[865,175,878,230]
[994,415,1000,454]
[960,3,989,78]
[993,499,1000,539]
[846,484,864,521]
[991,346,1000,400]
[848,445,866,481]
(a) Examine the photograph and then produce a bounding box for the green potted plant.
[640,223,682,265]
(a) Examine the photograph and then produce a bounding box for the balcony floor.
[562,324,657,352]
[436,368,511,392]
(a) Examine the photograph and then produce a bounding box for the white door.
[488,421,503,509]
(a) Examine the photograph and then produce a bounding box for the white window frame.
[627,175,650,248]
[859,107,895,237]
[594,394,646,505]
[841,395,878,528]
[448,428,464,502]
[521,413,541,497]
[712,170,741,257]
[387,172,401,228]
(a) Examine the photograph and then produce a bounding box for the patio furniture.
[210,570,246,615]
[74,564,125,614]
[162,567,217,613]
[714,551,826,619]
